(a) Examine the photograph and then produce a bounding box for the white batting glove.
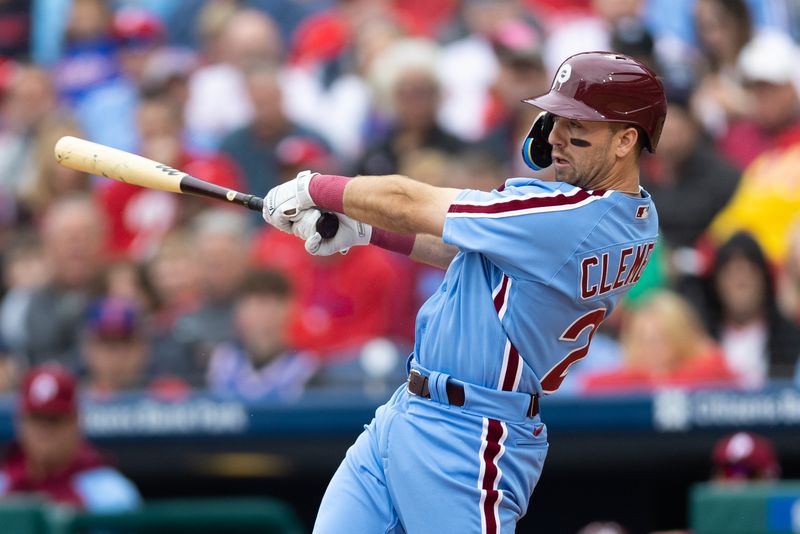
[291,209,371,256]
[263,170,317,233]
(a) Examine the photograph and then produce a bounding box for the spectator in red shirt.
[96,92,244,259]
[0,365,141,511]
[581,290,738,393]
[252,227,411,359]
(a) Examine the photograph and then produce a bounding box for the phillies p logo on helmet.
[554,64,572,89]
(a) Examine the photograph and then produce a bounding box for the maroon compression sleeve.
[370,228,415,256]
[308,174,350,213]
[309,174,416,255]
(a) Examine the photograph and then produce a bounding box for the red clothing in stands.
[717,120,800,170]
[581,348,739,394]
[96,151,244,258]
[1,441,107,508]
[251,228,413,357]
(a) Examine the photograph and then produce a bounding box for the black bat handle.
[244,196,339,239]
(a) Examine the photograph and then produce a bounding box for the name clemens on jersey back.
[579,241,656,300]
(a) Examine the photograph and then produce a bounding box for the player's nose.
[548,116,567,147]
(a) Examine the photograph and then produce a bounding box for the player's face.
[547,117,618,188]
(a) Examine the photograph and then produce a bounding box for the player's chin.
[553,167,575,184]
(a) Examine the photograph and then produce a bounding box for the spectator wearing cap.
[80,298,187,396]
[206,269,319,401]
[218,63,329,199]
[711,431,781,482]
[0,365,141,510]
[709,32,800,264]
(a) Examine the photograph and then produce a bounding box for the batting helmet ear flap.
[522,111,554,171]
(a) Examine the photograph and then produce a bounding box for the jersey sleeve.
[442,184,613,280]
[73,467,142,512]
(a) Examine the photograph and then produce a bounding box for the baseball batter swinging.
[263,52,667,533]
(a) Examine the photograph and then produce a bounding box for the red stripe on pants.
[482,418,504,533]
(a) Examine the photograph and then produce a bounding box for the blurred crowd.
[0,0,797,401]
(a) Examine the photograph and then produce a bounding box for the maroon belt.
[407,370,539,418]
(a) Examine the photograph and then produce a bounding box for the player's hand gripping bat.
[53,136,340,238]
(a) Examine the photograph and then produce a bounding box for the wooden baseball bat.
[53,136,339,238]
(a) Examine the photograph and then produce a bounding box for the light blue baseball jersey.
[414,177,659,396]
[314,177,659,533]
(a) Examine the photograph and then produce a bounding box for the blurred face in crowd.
[196,232,249,302]
[622,292,710,375]
[716,254,766,323]
[353,17,403,75]
[245,69,287,137]
[592,0,642,22]
[42,198,106,289]
[547,118,639,188]
[747,81,800,132]
[19,413,81,475]
[495,58,548,114]
[392,70,440,131]
[218,10,281,67]
[654,104,697,166]
[399,149,450,187]
[622,307,681,375]
[106,261,156,313]
[137,98,182,166]
[48,165,89,198]
[694,0,750,65]
[149,234,201,305]
[2,67,56,132]
[84,334,149,393]
[462,1,519,36]
[66,0,111,42]
[235,293,290,365]
[4,242,47,291]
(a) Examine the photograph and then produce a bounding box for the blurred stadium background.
[0,0,800,532]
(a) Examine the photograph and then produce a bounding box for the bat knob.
[316,212,339,239]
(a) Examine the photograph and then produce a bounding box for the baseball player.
[263,52,666,533]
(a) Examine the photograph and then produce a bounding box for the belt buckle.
[407,369,423,396]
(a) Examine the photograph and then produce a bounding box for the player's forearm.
[410,234,458,270]
[343,175,428,234]
[311,174,460,237]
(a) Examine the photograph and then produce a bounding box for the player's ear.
[614,125,639,159]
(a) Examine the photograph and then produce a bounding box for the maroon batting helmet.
[524,51,667,152]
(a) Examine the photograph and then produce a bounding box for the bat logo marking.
[226,191,236,201]
[155,164,181,176]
